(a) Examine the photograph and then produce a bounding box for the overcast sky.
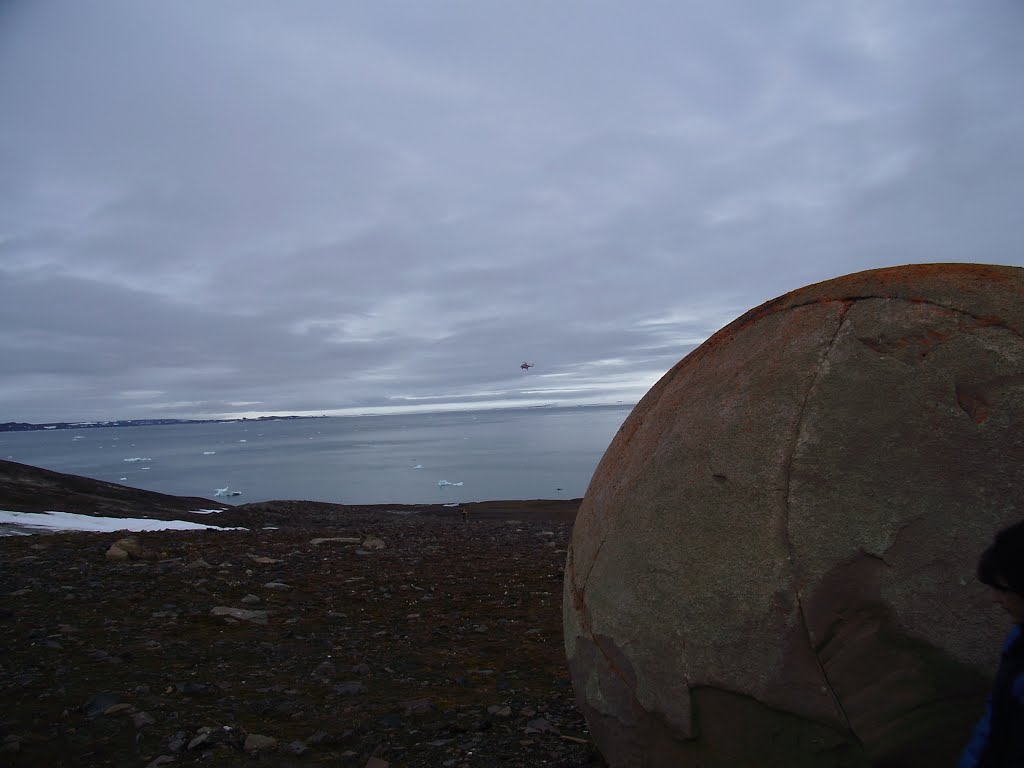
[2,1,1022,423]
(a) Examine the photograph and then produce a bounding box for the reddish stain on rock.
[564,263,1024,767]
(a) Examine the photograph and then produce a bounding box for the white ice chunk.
[437,480,464,487]
[0,509,243,535]
[191,508,228,515]
[123,457,152,463]
[202,451,216,455]
[413,464,424,469]
[214,487,242,498]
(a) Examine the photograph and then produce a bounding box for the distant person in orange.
[959,520,1024,767]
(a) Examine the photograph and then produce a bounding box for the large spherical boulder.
[564,263,1024,768]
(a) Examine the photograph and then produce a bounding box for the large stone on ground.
[564,263,1024,767]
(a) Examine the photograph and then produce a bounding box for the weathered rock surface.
[564,263,1024,767]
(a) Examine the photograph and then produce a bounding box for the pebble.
[168,733,187,752]
[244,733,278,752]
[247,555,282,564]
[187,733,209,750]
[334,681,366,696]
[311,661,336,679]
[210,606,269,624]
[525,717,558,734]
[401,698,433,715]
[81,691,121,717]
[105,546,129,561]
[309,537,361,545]
[132,711,156,727]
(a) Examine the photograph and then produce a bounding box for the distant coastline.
[0,414,322,433]
[1,402,635,434]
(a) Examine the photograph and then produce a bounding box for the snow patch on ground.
[0,509,243,535]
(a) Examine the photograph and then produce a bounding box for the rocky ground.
[0,460,606,767]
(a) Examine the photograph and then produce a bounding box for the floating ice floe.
[443,503,460,508]
[437,480,464,487]
[123,457,152,463]
[413,464,424,469]
[202,451,216,455]
[119,477,128,481]
[214,487,242,498]
[238,439,247,443]
[0,509,243,535]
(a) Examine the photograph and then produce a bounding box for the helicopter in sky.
[520,362,535,370]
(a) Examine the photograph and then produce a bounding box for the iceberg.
[123,457,152,463]
[437,480,464,487]
[214,487,243,498]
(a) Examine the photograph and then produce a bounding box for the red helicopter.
[520,362,535,371]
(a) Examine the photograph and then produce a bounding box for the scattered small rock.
[132,711,156,727]
[333,681,365,696]
[81,691,121,717]
[246,554,282,564]
[309,537,361,545]
[210,606,269,624]
[244,733,278,752]
[401,698,433,715]
[311,661,336,680]
[525,717,558,734]
[105,545,130,562]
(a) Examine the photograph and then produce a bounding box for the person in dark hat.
[960,520,1024,767]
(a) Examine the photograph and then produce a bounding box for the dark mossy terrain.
[0,459,605,767]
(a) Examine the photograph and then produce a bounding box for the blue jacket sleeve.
[1007,672,1024,767]
[958,699,992,768]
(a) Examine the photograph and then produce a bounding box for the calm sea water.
[0,405,634,506]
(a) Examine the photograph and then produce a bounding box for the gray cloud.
[1,0,1022,422]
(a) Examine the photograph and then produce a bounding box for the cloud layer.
[2,1,1022,421]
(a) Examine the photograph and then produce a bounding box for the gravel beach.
[0,459,606,767]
